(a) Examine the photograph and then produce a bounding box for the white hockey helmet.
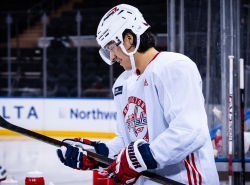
[96,4,150,70]
[0,166,7,180]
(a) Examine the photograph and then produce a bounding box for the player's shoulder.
[152,51,194,68]
[150,51,197,74]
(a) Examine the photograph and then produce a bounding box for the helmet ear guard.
[96,4,150,71]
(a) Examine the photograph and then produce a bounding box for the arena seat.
[83,74,101,89]
[83,63,97,76]
[55,86,68,97]
[68,87,78,97]
[101,75,110,89]
[56,74,71,88]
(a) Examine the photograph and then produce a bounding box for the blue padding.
[65,145,73,158]
[79,161,83,169]
[215,158,250,162]
[245,114,250,121]
[65,158,72,167]
[79,152,83,162]
[56,149,66,164]
[95,143,109,168]
[245,109,250,121]
[71,147,79,159]
[215,158,228,162]
[209,109,249,140]
[232,158,250,162]
[108,170,114,178]
[233,159,241,162]
[138,143,156,169]
[209,123,222,140]
[209,109,250,141]
[95,143,109,157]
[114,177,123,184]
[71,159,77,168]
[108,170,123,184]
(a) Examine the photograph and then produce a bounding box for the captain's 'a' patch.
[114,86,123,96]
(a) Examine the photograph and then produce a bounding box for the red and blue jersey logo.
[123,96,149,142]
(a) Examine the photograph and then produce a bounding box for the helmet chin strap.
[129,55,136,72]
[120,34,140,73]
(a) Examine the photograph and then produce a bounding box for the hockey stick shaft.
[0,116,184,185]
[240,58,245,185]
[228,55,234,185]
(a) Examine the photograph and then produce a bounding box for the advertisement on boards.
[0,98,117,134]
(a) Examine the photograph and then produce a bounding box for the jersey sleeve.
[106,123,126,159]
[150,59,208,169]
[105,93,126,159]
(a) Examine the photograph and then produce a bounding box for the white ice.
[0,137,111,185]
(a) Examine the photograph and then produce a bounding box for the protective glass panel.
[181,0,223,157]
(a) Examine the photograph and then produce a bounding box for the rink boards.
[0,97,117,138]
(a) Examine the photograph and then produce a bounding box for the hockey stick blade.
[0,116,184,185]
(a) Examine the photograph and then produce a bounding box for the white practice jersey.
[106,52,219,185]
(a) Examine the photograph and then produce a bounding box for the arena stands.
[0,0,170,97]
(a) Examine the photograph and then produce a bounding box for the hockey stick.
[0,116,184,185]
[228,55,234,185]
[240,58,245,185]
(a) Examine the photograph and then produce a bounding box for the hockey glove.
[107,139,157,185]
[57,138,109,170]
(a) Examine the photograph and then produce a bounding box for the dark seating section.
[44,45,124,97]
[0,48,42,96]
[0,0,68,44]
[0,0,172,97]
[47,0,167,37]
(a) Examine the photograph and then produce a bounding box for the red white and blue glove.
[57,138,109,170]
[107,139,157,185]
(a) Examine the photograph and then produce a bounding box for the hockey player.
[57,4,220,185]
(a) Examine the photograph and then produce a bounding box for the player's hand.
[107,139,156,185]
[56,138,109,170]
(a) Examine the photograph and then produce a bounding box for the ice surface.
[0,137,111,185]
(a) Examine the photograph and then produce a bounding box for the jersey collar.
[136,52,162,76]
